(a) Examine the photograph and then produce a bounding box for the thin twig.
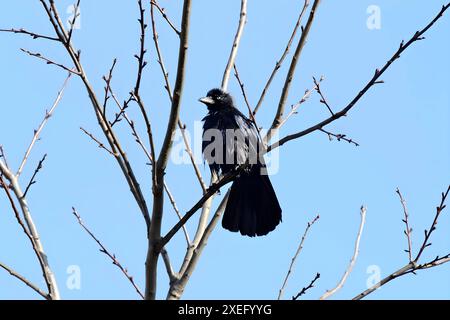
[320,206,366,300]
[277,79,320,128]
[71,207,144,299]
[396,188,413,262]
[414,185,450,262]
[233,64,259,131]
[164,183,191,246]
[0,145,10,170]
[254,0,310,115]
[67,0,81,44]
[160,167,244,248]
[22,154,47,198]
[353,185,450,300]
[150,0,181,36]
[107,85,190,248]
[0,262,49,299]
[292,272,320,300]
[38,0,152,232]
[267,0,321,143]
[278,215,319,300]
[150,3,207,192]
[147,0,192,299]
[102,58,117,116]
[0,174,55,299]
[0,28,59,41]
[319,128,360,147]
[17,73,72,177]
[134,0,148,96]
[80,127,116,156]
[20,49,79,75]
[269,4,450,152]
[221,0,247,91]
[167,189,230,300]
[313,76,334,115]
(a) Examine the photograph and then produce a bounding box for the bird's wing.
[233,112,261,167]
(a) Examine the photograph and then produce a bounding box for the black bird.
[199,88,282,237]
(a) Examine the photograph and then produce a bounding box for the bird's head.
[199,88,234,111]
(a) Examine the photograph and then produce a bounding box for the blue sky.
[0,0,449,300]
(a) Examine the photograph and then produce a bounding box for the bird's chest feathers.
[202,110,239,131]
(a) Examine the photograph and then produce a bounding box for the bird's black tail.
[222,166,282,237]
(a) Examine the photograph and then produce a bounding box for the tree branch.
[292,272,320,300]
[221,0,247,91]
[0,28,59,41]
[397,188,413,262]
[22,154,47,198]
[353,185,450,300]
[0,262,49,299]
[71,208,144,299]
[266,0,321,143]
[17,73,71,177]
[320,206,366,300]
[278,215,319,300]
[0,172,59,299]
[167,189,230,300]
[150,2,207,193]
[146,0,192,300]
[150,0,181,36]
[253,0,310,115]
[269,3,450,152]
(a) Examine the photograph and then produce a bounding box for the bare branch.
[131,92,157,186]
[163,183,191,246]
[0,145,10,170]
[167,190,230,300]
[161,248,177,284]
[150,0,181,36]
[22,154,47,198]
[233,64,262,136]
[313,76,334,116]
[17,73,71,177]
[292,272,320,300]
[38,0,152,232]
[0,28,59,41]
[134,0,148,96]
[150,3,207,193]
[221,0,247,91]
[71,207,144,299]
[102,58,117,115]
[320,206,366,300]
[108,85,190,250]
[277,80,320,129]
[67,0,81,44]
[0,173,58,299]
[156,0,192,175]
[80,127,116,156]
[278,215,319,300]
[353,185,450,300]
[267,0,321,143]
[0,262,49,299]
[254,0,310,115]
[160,167,243,248]
[396,188,413,262]
[269,4,450,152]
[414,185,450,262]
[20,49,79,75]
[319,128,360,147]
[146,0,192,299]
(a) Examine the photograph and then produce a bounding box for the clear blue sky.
[0,0,449,299]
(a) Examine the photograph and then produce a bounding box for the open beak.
[198,96,215,105]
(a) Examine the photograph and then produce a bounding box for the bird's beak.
[198,96,215,105]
